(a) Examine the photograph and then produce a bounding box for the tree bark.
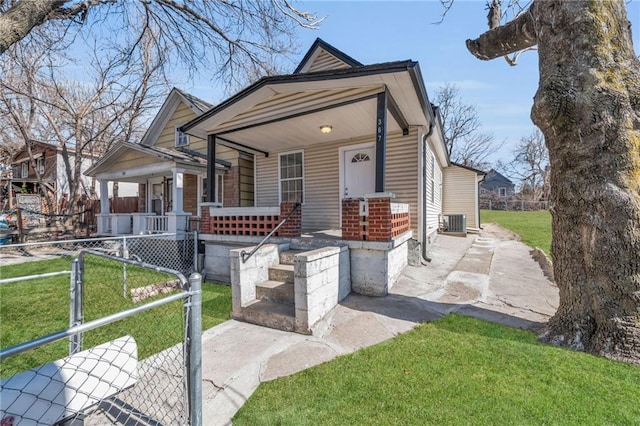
[469,0,640,363]
[466,3,537,61]
[0,0,66,54]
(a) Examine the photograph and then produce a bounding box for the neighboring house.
[481,169,515,197]
[1,141,97,212]
[85,88,255,235]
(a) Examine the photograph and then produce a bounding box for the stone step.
[279,250,304,265]
[256,280,294,305]
[233,299,295,332]
[269,264,294,283]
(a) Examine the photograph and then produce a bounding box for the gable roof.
[84,141,230,178]
[294,38,363,74]
[139,87,212,146]
[484,169,514,185]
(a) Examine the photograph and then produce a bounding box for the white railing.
[145,215,169,233]
[97,214,113,235]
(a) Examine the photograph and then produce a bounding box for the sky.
[181,0,640,167]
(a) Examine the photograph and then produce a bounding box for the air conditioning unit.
[443,214,466,233]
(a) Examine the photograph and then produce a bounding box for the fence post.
[122,235,128,298]
[193,231,199,274]
[187,273,202,426]
[69,257,84,355]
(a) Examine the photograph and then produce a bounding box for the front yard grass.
[0,255,231,378]
[481,209,552,255]
[234,315,640,425]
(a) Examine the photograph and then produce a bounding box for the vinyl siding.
[156,102,237,165]
[255,129,420,233]
[425,138,443,236]
[108,149,162,171]
[443,165,479,229]
[306,50,352,73]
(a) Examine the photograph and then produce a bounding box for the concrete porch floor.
[197,223,559,425]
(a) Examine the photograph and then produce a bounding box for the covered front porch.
[85,142,229,236]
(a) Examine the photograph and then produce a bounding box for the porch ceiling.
[217,94,402,151]
[185,68,430,153]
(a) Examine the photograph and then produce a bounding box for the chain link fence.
[1,234,202,425]
[480,197,549,211]
[0,232,197,277]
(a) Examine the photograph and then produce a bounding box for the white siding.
[255,129,420,233]
[443,165,479,229]
[306,50,352,73]
[424,138,444,237]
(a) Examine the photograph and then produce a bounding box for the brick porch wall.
[223,166,241,207]
[341,197,410,242]
[199,202,301,237]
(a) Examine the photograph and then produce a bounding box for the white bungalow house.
[86,39,483,334]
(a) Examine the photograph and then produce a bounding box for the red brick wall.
[367,198,392,241]
[341,197,410,241]
[183,174,199,216]
[198,202,301,237]
[137,184,146,212]
[277,202,301,237]
[341,199,365,240]
[223,166,240,207]
[200,205,211,234]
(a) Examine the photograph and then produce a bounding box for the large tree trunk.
[468,0,640,363]
[531,1,640,363]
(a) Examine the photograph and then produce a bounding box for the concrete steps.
[256,280,294,306]
[235,250,301,331]
[232,299,295,332]
[268,264,294,283]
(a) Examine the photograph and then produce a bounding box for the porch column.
[207,134,216,202]
[375,91,387,193]
[171,167,185,213]
[99,180,109,214]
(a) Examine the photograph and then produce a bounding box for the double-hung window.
[279,151,304,203]
[175,126,189,147]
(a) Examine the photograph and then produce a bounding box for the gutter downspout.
[421,122,434,263]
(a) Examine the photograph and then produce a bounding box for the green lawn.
[481,209,552,256]
[0,255,231,378]
[234,315,640,425]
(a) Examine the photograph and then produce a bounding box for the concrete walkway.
[200,224,559,425]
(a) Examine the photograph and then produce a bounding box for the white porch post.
[168,167,189,233]
[99,180,110,214]
[96,180,110,234]
[171,167,184,213]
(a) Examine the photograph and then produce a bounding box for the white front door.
[342,146,375,199]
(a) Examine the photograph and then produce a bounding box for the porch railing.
[145,215,169,233]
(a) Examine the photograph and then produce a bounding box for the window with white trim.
[37,157,45,174]
[499,187,507,197]
[21,162,28,178]
[201,174,224,204]
[175,126,189,147]
[279,151,304,203]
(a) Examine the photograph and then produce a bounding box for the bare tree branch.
[466,2,537,60]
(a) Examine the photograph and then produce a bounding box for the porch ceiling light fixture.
[320,125,332,134]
